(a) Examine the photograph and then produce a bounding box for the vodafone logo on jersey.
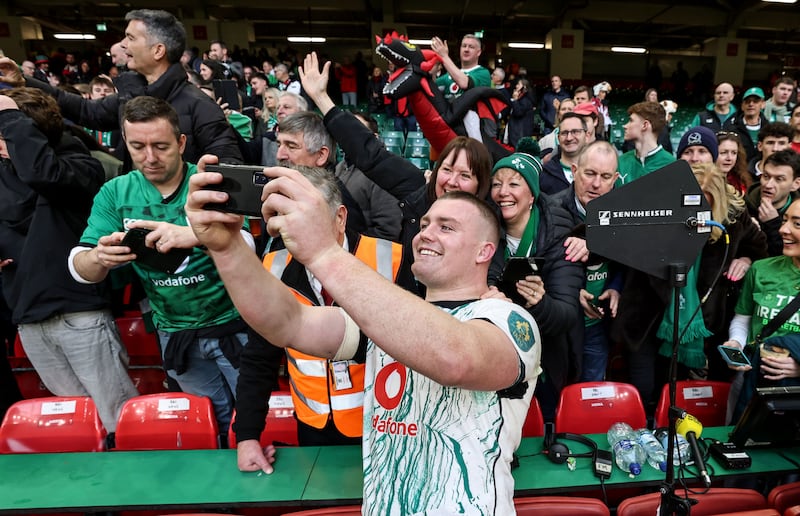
[449,82,460,95]
[371,362,419,437]
[374,362,406,410]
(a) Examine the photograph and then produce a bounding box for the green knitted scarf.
[656,256,712,368]
[505,205,540,259]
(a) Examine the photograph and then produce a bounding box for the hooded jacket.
[0,110,109,324]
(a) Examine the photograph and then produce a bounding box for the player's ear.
[476,241,495,264]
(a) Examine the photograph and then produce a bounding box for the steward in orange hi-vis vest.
[262,234,403,437]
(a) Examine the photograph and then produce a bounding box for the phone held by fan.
[121,228,191,274]
[498,257,544,305]
[586,297,605,318]
[201,163,270,217]
[212,79,241,111]
[717,345,751,368]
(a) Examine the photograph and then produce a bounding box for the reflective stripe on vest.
[261,236,402,437]
[286,353,327,377]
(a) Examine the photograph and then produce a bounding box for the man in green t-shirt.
[431,34,491,101]
[69,96,254,436]
[724,198,800,418]
[617,101,675,185]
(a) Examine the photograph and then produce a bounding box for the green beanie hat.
[492,153,542,199]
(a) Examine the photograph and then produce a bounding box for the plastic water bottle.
[607,422,646,475]
[635,428,668,472]
[655,428,691,466]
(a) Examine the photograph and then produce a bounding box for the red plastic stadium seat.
[115,315,161,366]
[228,392,299,448]
[617,488,768,516]
[514,496,610,515]
[0,396,106,453]
[114,393,218,450]
[711,511,779,516]
[13,333,25,358]
[281,506,362,515]
[127,367,168,395]
[654,380,731,428]
[555,381,647,434]
[521,396,545,437]
[785,505,800,516]
[12,369,54,399]
[9,335,54,399]
[768,482,800,515]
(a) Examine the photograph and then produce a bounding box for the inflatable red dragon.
[375,32,512,161]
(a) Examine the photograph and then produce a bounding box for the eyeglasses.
[716,131,740,140]
[559,128,587,138]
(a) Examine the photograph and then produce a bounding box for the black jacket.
[335,160,402,241]
[540,89,571,129]
[488,194,583,391]
[25,63,243,170]
[540,152,571,196]
[506,93,536,148]
[551,186,625,380]
[744,182,799,257]
[324,107,427,293]
[722,112,768,163]
[0,110,109,324]
[694,105,735,133]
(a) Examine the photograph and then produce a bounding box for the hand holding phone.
[202,163,269,217]
[718,345,751,368]
[498,257,544,306]
[121,228,191,274]
[212,79,241,111]
[586,298,604,318]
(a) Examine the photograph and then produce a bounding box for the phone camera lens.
[252,173,269,186]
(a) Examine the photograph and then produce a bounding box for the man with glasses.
[540,112,590,195]
[617,101,675,184]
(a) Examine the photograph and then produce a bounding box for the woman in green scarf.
[489,152,583,419]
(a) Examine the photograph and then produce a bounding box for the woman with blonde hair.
[261,88,280,131]
[684,163,767,378]
[252,87,280,139]
[613,163,767,411]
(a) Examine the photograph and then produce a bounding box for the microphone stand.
[659,263,695,516]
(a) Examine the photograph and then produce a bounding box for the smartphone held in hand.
[718,345,751,368]
[202,163,269,217]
